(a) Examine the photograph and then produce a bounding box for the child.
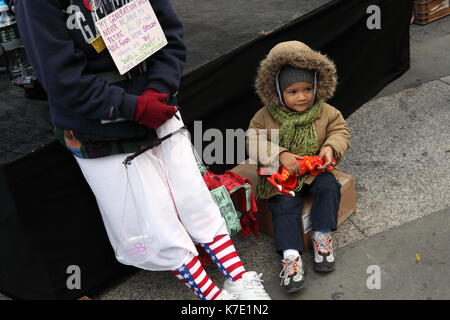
[15,0,270,300]
[247,41,350,293]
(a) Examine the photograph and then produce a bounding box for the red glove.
[133,89,177,128]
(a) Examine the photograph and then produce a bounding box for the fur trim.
[255,41,337,106]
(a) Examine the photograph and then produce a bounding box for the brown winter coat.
[246,41,350,199]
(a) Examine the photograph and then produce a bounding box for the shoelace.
[243,273,270,298]
[314,233,334,254]
[279,258,304,285]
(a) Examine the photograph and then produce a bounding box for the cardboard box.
[232,162,356,252]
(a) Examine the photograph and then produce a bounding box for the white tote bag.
[112,111,227,270]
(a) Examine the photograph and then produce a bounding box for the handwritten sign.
[95,0,168,75]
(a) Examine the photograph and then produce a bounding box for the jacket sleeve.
[246,109,287,169]
[143,0,186,97]
[322,108,350,162]
[15,0,137,121]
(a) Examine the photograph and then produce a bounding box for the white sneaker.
[215,290,238,300]
[223,271,271,300]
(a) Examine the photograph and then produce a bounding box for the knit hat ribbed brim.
[278,65,315,93]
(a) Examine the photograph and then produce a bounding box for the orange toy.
[258,156,336,196]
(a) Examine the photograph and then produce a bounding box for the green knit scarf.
[256,100,323,199]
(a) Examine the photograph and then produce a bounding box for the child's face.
[282,81,314,112]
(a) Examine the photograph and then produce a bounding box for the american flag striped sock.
[200,234,246,281]
[172,256,222,300]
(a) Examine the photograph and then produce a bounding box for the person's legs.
[308,171,341,272]
[200,234,246,281]
[309,171,340,232]
[154,113,228,244]
[268,193,305,254]
[172,254,224,300]
[268,193,306,293]
[75,153,235,300]
[155,114,270,299]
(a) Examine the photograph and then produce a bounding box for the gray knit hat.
[277,65,315,93]
[276,65,317,106]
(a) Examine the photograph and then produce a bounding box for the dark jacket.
[15,0,186,138]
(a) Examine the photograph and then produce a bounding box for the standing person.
[15,0,270,300]
[247,40,350,293]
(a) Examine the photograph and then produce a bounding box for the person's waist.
[50,112,150,138]
[96,71,128,83]
[94,61,149,83]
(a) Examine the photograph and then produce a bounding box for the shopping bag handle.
[123,125,188,167]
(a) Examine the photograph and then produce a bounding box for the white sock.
[283,249,300,260]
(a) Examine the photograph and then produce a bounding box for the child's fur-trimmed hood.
[255,41,337,106]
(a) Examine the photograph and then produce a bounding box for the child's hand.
[318,146,334,169]
[279,152,303,175]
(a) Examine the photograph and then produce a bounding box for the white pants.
[74,113,228,271]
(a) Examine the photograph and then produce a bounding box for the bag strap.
[123,125,188,167]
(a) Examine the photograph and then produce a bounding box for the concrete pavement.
[266,208,450,300]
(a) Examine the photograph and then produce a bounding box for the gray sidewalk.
[268,208,450,300]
